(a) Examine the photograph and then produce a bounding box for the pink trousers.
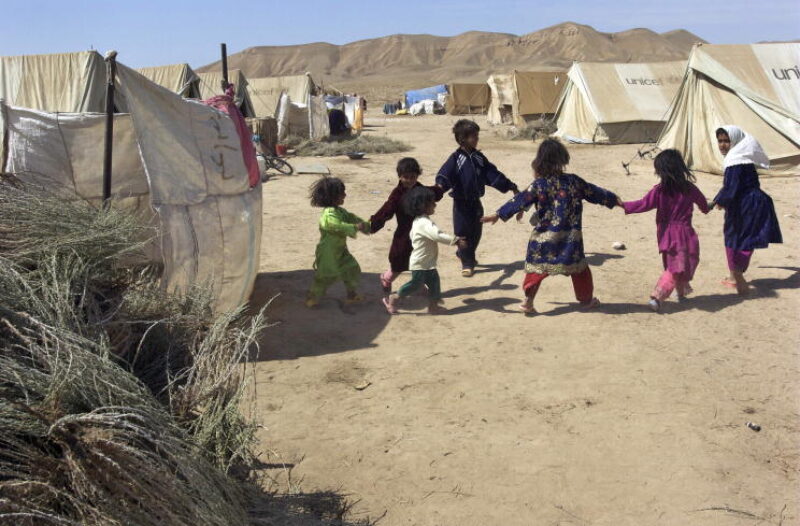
[652,271,693,301]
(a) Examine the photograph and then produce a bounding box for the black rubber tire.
[269,157,294,175]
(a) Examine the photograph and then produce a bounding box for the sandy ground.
[248,114,799,526]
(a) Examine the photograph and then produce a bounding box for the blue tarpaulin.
[404,84,448,108]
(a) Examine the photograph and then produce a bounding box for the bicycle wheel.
[270,157,294,175]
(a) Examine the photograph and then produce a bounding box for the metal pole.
[220,43,229,91]
[102,50,117,207]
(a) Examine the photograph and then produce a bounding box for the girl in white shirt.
[383,187,466,315]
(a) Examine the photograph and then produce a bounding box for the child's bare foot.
[580,297,600,310]
[382,295,398,314]
[345,292,364,305]
[428,302,447,314]
[518,302,536,314]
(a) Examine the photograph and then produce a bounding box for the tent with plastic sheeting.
[275,92,330,141]
[405,84,447,108]
[0,50,108,112]
[658,43,800,176]
[198,69,256,118]
[0,64,262,313]
[446,83,490,115]
[487,74,515,125]
[136,63,201,98]
[511,70,566,126]
[247,73,318,118]
[552,60,686,144]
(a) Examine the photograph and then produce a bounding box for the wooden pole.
[220,43,229,91]
[102,50,117,207]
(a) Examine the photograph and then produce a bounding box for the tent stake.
[220,43,229,91]
[102,50,117,207]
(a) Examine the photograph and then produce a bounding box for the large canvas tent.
[446,83,490,115]
[247,73,317,118]
[0,50,107,112]
[552,60,686,144]
[658,43,800,175]
[511,70,566,126]
[198,69,256,118]
[487,74,515,125]
[136,63,201,98]
[1,64,261,312]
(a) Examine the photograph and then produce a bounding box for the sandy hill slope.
[199,22,706,102]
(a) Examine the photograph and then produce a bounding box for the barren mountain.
[199,22,706,102]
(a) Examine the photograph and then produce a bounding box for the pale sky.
[1,0,797,68]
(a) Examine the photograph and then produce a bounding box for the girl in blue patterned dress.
[482,139,621,314]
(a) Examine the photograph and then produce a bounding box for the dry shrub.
[294,135,411,157]
[0,184,369,526]
[508,118,558,141]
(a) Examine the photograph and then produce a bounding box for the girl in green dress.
[307,177,370,307]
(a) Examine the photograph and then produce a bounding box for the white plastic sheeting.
[1,63,262,312]
[276,92,329,141]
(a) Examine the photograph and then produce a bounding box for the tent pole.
[102,50,117,208]
[220,43,229,91]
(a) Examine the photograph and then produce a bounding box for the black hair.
[403,186,436,217]
[715,127,729,139]
[452,119,480,145]
[396,157,422,176]
[531,138,570,177]
[653,149,696,195]
[309,176,345,207]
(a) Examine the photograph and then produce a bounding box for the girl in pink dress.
[622,149,710,312]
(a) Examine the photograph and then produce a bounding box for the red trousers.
[522,267,594,304]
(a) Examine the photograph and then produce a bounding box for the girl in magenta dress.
[622,149,710,312]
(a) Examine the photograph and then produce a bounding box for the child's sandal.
[382,296,398,315]
[518,303,536,315]
[580,297,600,310]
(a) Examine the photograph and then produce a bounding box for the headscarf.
[719,125,770,169]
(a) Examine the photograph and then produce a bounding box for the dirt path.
[249,114,799,525]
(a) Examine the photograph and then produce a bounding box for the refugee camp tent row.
[658,43,800,175]
[446,83,490,115]
[247,73,317,118]
[198,69,256,118]
[0,52,261,312]
[136,63,201,98]
[0,50,111,112]
[552,60,686,144]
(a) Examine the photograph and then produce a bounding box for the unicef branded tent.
[552,60,686,144]
[658,43,800,175]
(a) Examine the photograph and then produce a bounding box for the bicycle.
[259,153,294,182]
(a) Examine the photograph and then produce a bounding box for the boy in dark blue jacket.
[435,119,519,276]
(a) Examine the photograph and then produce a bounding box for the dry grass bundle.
[507,119,557,141]
[294,135,411,157]
[0,183,368,526]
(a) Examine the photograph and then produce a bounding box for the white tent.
[487,74,515,125]
[136,63,201,98]
[658,43,800,175]
[552,60,686,144]
[198,69,256,118]
[1,64,261,312]
[0,50,108,112]
[275,92,330,141]
[247,73,317,118]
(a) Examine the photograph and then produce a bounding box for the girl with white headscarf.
[710,125,782,294]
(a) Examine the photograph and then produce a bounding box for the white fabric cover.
[409,100,441,115]
[658,43,800,175]
[1,65,262,312]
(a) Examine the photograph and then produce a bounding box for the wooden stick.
[102,50,117,207]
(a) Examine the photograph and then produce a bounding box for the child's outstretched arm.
[320,208,366,238]
[621,186,658,215]
[418,219,459,246]
[690,185,711,214]
[580,178,619,209]
[484,187,535,225]
[481,156,519,194]
[369,189,399,234]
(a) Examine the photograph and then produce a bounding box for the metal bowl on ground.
[346,152,366,160]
